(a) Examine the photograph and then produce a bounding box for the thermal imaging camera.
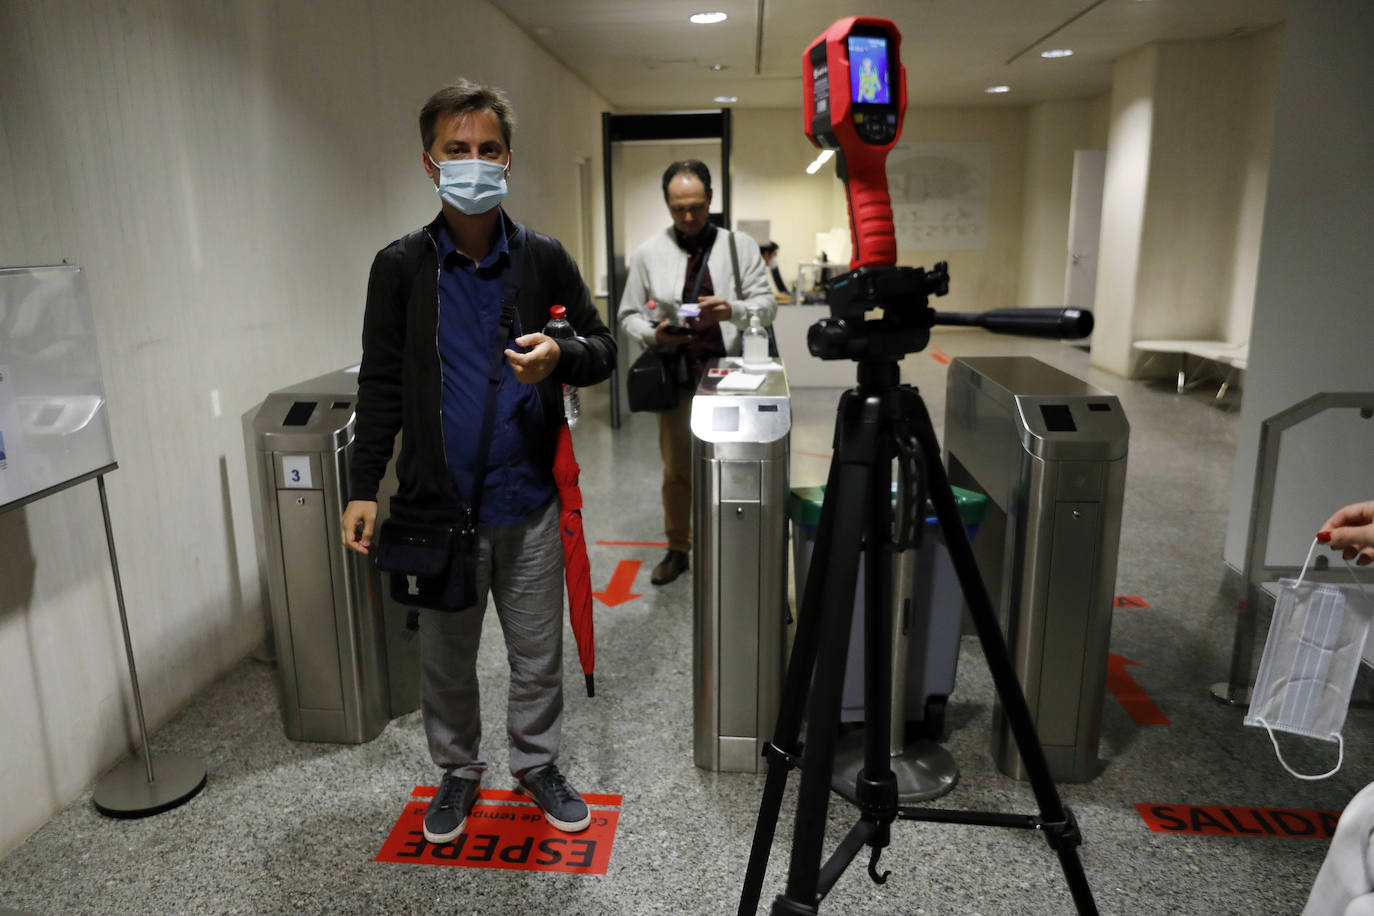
[803,17,906,269]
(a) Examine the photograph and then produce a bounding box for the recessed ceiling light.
[689,11,728,24]
[985,85,1011,94]
[709,63,727,71]
[1041,48,1074,59]
[715,95,738,103]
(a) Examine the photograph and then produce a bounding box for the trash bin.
[943,356,1128,783]
[788,484,987,739]
[691,358,791,773]
[245,366,419,743]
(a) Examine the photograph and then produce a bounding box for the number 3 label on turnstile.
[282,455,313,489]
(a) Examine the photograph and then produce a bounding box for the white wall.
[1017,99,1102,308]
[0,0,608,857]
[1089,30,1283,377]
[730,109,843,289]
[890,108,1030,314]
[1223,0,1374,569]
[1091,45,1158,376]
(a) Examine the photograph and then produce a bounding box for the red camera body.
[802,17,907,269]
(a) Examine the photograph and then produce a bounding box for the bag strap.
[727,230,743,299]
[467,297,517,531]
[685,231,717,303]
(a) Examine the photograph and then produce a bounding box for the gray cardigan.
[617,227,776,355]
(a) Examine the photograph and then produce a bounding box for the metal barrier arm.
[1213,392,1374,706]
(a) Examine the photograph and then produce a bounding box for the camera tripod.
[736,265,1097,915]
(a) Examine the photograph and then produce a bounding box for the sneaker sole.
[423,815,467,845]
[517,786,591,833]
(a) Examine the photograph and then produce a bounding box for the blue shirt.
[435,212,555,525]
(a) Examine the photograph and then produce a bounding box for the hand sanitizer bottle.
[742,306,770,368]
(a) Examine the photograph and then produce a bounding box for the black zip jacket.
[349,211,616,515]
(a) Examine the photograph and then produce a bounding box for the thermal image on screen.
[847,35,890,104]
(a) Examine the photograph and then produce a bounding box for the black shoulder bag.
[627,243,714,413]
[371,299,515,611]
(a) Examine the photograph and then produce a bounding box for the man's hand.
[506,333,560,383]
[342,500,378,554]
[653,320,692,346]
[693,295,733,326]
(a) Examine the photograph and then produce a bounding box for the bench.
[1133,339,1249,399]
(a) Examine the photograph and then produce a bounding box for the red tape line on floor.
[376,787,622,873]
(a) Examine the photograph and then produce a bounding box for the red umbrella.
[553,423,596,697]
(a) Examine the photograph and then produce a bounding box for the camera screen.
[847,35,891,104]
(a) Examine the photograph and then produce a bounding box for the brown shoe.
[651,549,689,585]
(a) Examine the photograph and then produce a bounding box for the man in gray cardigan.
[617,160,776,585]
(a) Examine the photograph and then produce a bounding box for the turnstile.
[691,359,791,773]
[944,357,1128,782]
[245,367,419,743]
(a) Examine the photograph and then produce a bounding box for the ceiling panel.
[488,0,1287,109]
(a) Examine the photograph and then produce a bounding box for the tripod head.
[807,262,1095,363]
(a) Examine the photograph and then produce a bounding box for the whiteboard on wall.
[886,141,991,251]
[0,266,117,512]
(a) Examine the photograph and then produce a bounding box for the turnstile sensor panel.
[1039,404,1076,432]
[283,401,317,426]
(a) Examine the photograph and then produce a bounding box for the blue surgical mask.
[429,154,509,215]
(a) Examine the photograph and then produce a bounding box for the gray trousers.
[419,495,564,781]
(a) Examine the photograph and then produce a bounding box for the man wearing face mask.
[340,79,616,846]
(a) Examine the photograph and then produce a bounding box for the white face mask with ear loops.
[1245,537,1374,780]
[429,155,509,215]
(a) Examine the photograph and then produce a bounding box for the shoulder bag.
[370,297,515,611]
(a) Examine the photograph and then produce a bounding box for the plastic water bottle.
[742,305,771,367]
[543,305,581,428]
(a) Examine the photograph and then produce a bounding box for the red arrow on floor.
[594,560,643,607]
[1106,652,1171,725]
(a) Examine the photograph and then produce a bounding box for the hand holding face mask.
[1245,532,1374,780]
[1318,499,1374,566]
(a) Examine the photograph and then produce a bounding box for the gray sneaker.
[424,770,480,845]
[518,765,591,833]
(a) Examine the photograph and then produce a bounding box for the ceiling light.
[806,149,835,175]
[984,85,1011,94]
[1040,49,1073,59]
[709,63,727,71]
[689,12,727,24]
[714,95,738,103]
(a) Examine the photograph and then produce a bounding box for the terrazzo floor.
[3,328,1370,915]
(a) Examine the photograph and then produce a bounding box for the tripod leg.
[906,393,1098,914]
[739,408,853,915]
[773,393,883,913]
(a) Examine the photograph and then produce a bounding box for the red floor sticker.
[1106,653,1171,725]
[376,787,622,873]
[1135,803,1340,839]
[1114,595,1151,608]
[593,559,642,606]
[930,347,952,365]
